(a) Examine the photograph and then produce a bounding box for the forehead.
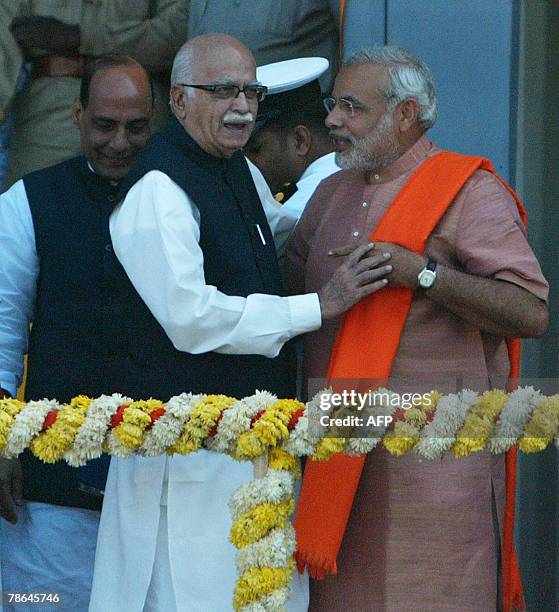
[87,67,151,115]
[333,63,389,101]
[192,47,256,83]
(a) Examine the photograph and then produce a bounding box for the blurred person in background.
[187,0,340,92]
[0,0,187,190]
[245,57,339,219]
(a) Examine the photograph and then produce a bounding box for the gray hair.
[346,46,437,131]
[170,42,193,85]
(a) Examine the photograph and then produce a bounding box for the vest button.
[105,244,112,252]
[107,193,116,203]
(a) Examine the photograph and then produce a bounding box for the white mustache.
[223,112,254,124]
[330,130,354,143]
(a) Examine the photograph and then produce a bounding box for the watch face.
[419,269,436,289]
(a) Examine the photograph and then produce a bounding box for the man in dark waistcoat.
[89,34,393,612]
[0,55,153,611]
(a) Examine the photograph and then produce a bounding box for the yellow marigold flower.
[269,447,300,478]
[0,410,14,449]
[452,389,508,457]
[403,407,427,427]
[0,398,25,418]
[312,437,345,461]
[234,563,293,610]
[172,395,233,455]
[383,421,419,456]
[519,437,550,453]
[519,395,559,453]
[112,407,152,449]
[123,406,152,427]
[169,400,215,454]
[30,405,87,463]
[235,431,265,459]
[115,423,147,449]
[233,401,301,460]
[172,435,203,456]
[132,398,165,414]
[69,395,93,412]
[230,499,294,548]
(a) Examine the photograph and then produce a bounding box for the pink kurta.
[285,137,548,611]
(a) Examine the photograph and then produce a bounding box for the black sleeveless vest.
[20,123,294,506]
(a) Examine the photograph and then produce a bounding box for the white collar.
[297,152,339,186]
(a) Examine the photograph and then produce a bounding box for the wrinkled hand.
[0,458,24,524]
[318,243,392,319]
[10,16,80,56]
[330,242,428,289]
[373,242,427,288]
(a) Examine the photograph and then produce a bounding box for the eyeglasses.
[323,96,364,118]
[179,83,267,102]
[323,95,393,118]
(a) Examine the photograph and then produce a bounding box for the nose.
[325,106,343,129]
[109,126,130,152]
[230,91,250,114]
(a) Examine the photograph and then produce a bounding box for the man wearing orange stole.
[285,46,549,611]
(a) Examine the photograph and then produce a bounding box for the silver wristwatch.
[417,258,437,289]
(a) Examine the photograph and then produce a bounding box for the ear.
[290,125,312,157]
[72,97,82,127]
[170,85,187,119]
[395,98,420,133]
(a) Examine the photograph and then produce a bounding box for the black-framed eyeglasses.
[178,83,267,102]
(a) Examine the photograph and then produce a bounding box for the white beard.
[335,110,401,172]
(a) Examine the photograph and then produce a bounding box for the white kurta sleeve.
[109,171,321,357]
[0,180,38,395]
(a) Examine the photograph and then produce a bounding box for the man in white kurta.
[89,35,392,612]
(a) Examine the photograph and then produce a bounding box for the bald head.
[169,34,260,159]
[171,34,255,86]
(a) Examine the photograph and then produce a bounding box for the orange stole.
[294,151,525,611]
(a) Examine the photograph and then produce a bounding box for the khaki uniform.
[0,0,188,189]
[188,0,340,92]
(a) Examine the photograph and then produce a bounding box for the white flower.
[3,399,58,458]
[345,388,401,455]
[207,391,277,454]
[236,525,296,574]
[65,394,130,467]
[241,587,291,612]
[139,393,202,456]
[229,469,294,520]
[490,386,543,454]
[415,389,478,459]
[282,389,328,457]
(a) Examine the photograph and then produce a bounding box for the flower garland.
[451,389,508,457]
[64,394,130,467]
[415,389,479,460]
[489,386,543,454]
[382,390,441,456]
[3,387,559,611]
[519,394,559,453]
[229,448,298,610]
